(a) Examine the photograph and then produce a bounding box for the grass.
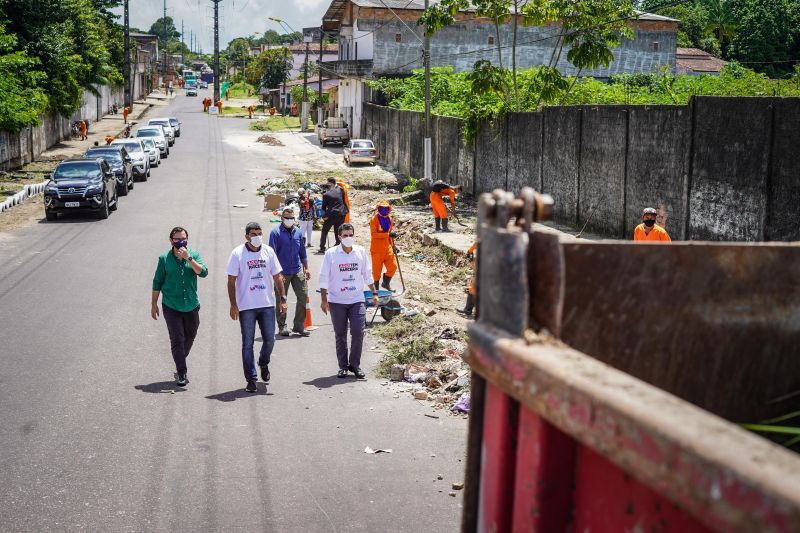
[249,116,301,132]
[372,314,443,377]
[742,410,800,450]
[225,82,256,99]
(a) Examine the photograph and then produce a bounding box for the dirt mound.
[256,135,284,146]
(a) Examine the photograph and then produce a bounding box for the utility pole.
[423,0,432,182]
[162,0,167,82]
[301,40,310,132]
[213,0,222,103]
[318,28,324,125]
[181,20,185,66]
[123,0,131,107]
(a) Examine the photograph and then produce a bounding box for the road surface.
[0,91,467,532]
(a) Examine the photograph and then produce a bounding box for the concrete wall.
[0,85,124,171]
[365,96,800,242]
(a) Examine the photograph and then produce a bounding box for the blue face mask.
[173,239,188,249]
[378,207,390,216]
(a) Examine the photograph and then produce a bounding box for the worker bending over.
[457,242,476,317]
[248,104,255,119]
[370,200,398,292]
[633,207,671,242]
[430,181,459,232]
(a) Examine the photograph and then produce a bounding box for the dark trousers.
[239,307,276,381]
[319,214,344,250]
[162,304,200,374]
[276,272,308,331]
[329,302,366,370]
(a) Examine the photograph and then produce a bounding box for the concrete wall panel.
[437,117,461,185]
[475,118,507,193]
[579,107,628,237]
[398,110,411,176]
[542,107,581,226]
[689,97,771,241]
[506,113,542,193]
[410,111,424,178]
[767,99,800,241]
[625,106,690,239]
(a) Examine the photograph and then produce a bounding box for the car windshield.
[120,142,143,154]
[351,141,373,149]
[169,118,179,126]
[142,139,156,149]
[53,162,102,180]
[150,121,168,127]
[86,150,122,163]
[137,129,159,137]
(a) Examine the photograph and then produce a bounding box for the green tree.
[0,25,48,132]
[246,48,293,92]
[702,0,737,52]
[728,0,792,76]
[149,16,180,48]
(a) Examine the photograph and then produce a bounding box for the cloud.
[113,0,332,52]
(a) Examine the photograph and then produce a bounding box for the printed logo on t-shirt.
[250,282,267,292]
[338,263,359,272]
[248,258,267,270]
[342,274,355,282]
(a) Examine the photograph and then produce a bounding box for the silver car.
[110,138,150,180]
[148,118,175,146]
[140,137,161,167]
[343,139,378,166]
[135,127,169,158]
[168,117,181,138]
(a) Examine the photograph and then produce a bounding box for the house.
[266,76,339,116]
[675,47,727,75]
[130,32,160,99]
[321,0,679,137]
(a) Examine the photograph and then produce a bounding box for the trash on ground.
[232,203,248,208]
[364,446,392,454]
[452,393,470,413]
[452,482,465,490]
[405,363,428,382]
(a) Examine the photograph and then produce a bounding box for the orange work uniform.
[633,224,671,242]
[248,105,254,119]
[336,179,351,223]
[216,100,223,113]
[370,205,398,284]
[430,187,456,219]
[467,242,476,296]
[80,120,87,140]
[123,107,129,124]
[104,135,115,145]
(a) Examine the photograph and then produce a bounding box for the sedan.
[168,117,181,138]
[141,137,161,167]
[110,139,150,180]
[148,119,175,146]
[135,127,169,158]
[343,139,378,166]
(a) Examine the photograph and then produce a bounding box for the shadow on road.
[205,385,273,401]
[302,375,359,389]
[134,381,188,393]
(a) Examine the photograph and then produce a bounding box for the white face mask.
[340,236,354,248]
[283,218,294,228]
[250,235,263,247]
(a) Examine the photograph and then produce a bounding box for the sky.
[113,0,331,52]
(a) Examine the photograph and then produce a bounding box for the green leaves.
[248,48,293,93]
[0,25,49,132]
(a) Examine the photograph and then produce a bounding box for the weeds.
[249,116,301,132]
[403,177,419,193]
[372,315,443,377]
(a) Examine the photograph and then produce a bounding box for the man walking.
[319,224,379,379]
[227,222,287,393]
[151,226,209,387]
[317,177,348,254]
[269,208,311,337]
[633,207,672,242]
[297,188,316,247]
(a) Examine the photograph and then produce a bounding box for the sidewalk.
[37,92,174,161]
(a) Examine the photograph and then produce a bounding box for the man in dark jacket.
[317,177,348,253]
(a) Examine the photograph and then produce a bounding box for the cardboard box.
[264,193,284,210]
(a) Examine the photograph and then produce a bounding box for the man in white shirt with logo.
[319,224,379,379]
[227,222,287,393]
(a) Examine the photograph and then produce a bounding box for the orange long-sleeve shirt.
[370,215,394,246]
[633,224,671,242]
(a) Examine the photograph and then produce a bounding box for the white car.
[148,118,175,146]
[343,139,378,166]
[168,117,181,138]
[110,138,150,179]
[135,127,169,158]
[140,137,161,167]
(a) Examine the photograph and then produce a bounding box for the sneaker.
[260,364,271,383]
[292,328,311,337]
[279,326,291,337]
[245,380,257,393]
[176,373,188,387]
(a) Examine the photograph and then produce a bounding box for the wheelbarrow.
[365,289,405,323]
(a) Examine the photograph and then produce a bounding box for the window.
[488,36,494,45]
[395,33,402,43]
[652,41,660,52]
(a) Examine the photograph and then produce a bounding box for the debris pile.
[256,134,284,146]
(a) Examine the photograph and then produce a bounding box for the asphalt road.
[0,91,467,532]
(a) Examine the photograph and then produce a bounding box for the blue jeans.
[239,307,275,381]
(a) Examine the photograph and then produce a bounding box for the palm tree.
[703,0,737,46]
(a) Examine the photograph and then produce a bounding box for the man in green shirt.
[151,226,208,386]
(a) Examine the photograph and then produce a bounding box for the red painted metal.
[479,383,519,533]
[512,408,577,532]
[572,445,712,532]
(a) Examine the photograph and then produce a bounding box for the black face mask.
[173,239,188,249]
[643,219,656,227]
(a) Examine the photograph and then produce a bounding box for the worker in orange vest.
[248,104,254,119]
[429,181,459,232]
[104,135,115,145]
[225,88,230,100]
[123,106,130,124]
[216,100,223,113]
[80,120,87,140]
[633,207,672,242]
[291,102,297,116]
[269,107,276,116]
[457,242,477,317]
[370,200,398,292]
[336,179,351,223]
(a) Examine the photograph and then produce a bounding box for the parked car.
[135,127,169,158]
[84,145,133,196]
[168,117,181,137]
[199,80,208,89]
[43,159,118,220]
[343,139,378,166]
[148,118,175,145]
[110,139,150,180]
[140,137,161,167]
[318,117,350,147]
[186,84,198,96]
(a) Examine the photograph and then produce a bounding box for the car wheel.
[141,170,148,182]
[118,182,128,196]
[129,178,134,191]
[110,192,118,212]
[45,210,57,221]
[97,196,109,220]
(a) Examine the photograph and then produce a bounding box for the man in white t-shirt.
[226,222,287,393]
[319,224,379,379]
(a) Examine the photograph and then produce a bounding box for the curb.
[0,181,48,213]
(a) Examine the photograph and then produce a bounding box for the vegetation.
[248,116,301,132]
[245,48,293,94]
[373,315,443,377]
[743,410,800,451]
[0,25,48,132]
